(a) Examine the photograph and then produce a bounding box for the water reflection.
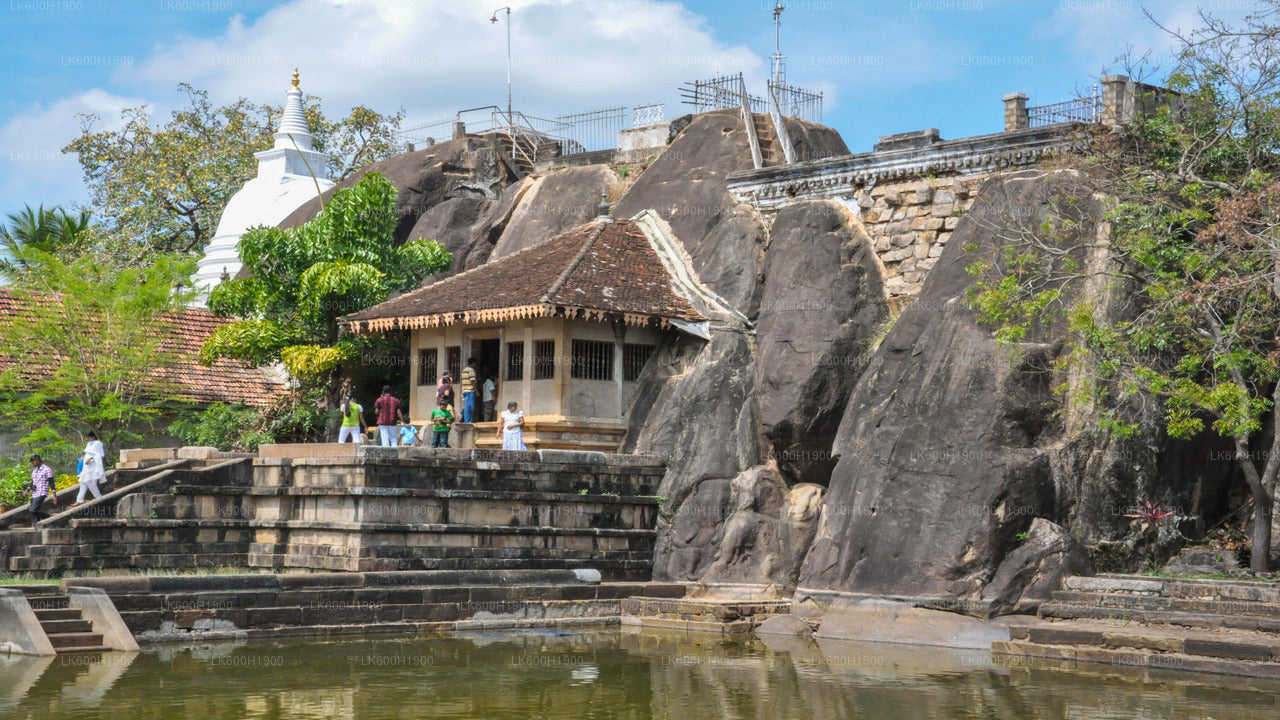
[2,629,1276,719]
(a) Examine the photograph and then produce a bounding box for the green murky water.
[2,629,1276,719]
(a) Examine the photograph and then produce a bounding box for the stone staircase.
[752,114,784,167]
[65,569,686,642]
[491,131,560,176]
[14,585,109,653]
[993,574,1280,679]
[621,595,792,635]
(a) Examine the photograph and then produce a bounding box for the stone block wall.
[855,175,985,299]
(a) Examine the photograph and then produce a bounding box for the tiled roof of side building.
[343,219,705,332]
[0,288,286,407]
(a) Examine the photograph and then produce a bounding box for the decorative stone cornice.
[728,124,1088,211]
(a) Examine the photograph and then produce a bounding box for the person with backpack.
[338,395,366,444]
[374,386,407,447]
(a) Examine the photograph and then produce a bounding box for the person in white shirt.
[73,430,106,506]
[481,375,496,422]
[498,402,527,451]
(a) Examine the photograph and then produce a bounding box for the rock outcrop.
[490,164,616,258]
[280,137,518,273]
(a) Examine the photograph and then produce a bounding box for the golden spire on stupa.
[291,67,300,90]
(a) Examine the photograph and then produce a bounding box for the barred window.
[417,348,438,386]
[572,339,614,381]
[533,340,556,380]
[623,343,655,382]
[447,346,462,381]
[506,341,525,381]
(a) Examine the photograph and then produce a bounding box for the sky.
[0,0,1247,223]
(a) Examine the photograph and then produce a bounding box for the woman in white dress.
[73,430,106,506]
[498,401,527,451]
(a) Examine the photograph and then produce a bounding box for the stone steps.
[61,572,688,640]
[1039,602,1280,633]
[620,596,792,634]
[13,586,115,655]
[1050,589,1280,618]
[995,619,1280,679]
[995,572,1280,679]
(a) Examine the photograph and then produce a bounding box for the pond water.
[2,629,1276,719]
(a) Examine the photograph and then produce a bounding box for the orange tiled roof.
[342,219,705,333]
[0,288,285,407]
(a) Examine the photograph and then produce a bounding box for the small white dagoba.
[193,69,335,303]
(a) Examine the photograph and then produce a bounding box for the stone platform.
[4,446,666,581]
[62,569,686,643]
[992,574,1280,679]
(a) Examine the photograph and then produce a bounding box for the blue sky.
[0,0,1231,222]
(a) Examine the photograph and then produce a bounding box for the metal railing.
[680,73,767,115]
[1028,85,1101,127]
[554,106,626,154]
[768,80,823,124]
[632,102,665,127]
[767,87,797,165]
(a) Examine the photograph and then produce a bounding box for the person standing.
[25,454,57,522]
[498,401,527,451]
[430,399,454,448]
[374,386,406,447]
[398,420,420,446]
[72,431,106,507]
[338,395,366,444]
[460,357,478,423]
[481,374,497,423]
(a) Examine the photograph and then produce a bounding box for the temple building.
[341,212,711,451]
[193,70,334,301]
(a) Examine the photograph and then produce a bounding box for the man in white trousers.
[72,430,106,507]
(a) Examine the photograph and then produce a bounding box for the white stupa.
[193,69,335,302]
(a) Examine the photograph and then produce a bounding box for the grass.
[0,576,59,585]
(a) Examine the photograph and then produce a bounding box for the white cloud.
[126,0,762,127]
[0,89,146,215]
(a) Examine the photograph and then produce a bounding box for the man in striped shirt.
[460,357,478,423]
[26,454,57,521]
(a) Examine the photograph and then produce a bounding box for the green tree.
[0,204,92,282]
[200,172,449,402]
[0,247,197,461]
[63,83,404,265]
[967,5,1280,570]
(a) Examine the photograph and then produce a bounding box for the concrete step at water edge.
[47,631,104,649]
[992,641,1280,681]
[40,618,94,634]
[50,645,113,655]
[1008,621,1280,660]
[1040,602,1280,633]
[104,581,677,613]
[620,615,756,635]
[621,597,792,622]
[1051,589,1280,618]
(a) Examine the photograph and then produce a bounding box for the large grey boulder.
[624,332,760,581]
[491,164,616,258]
[796,170,1100,599]
[279,136,516,250]
[979,517,1091,615]
[756,200,889,485]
